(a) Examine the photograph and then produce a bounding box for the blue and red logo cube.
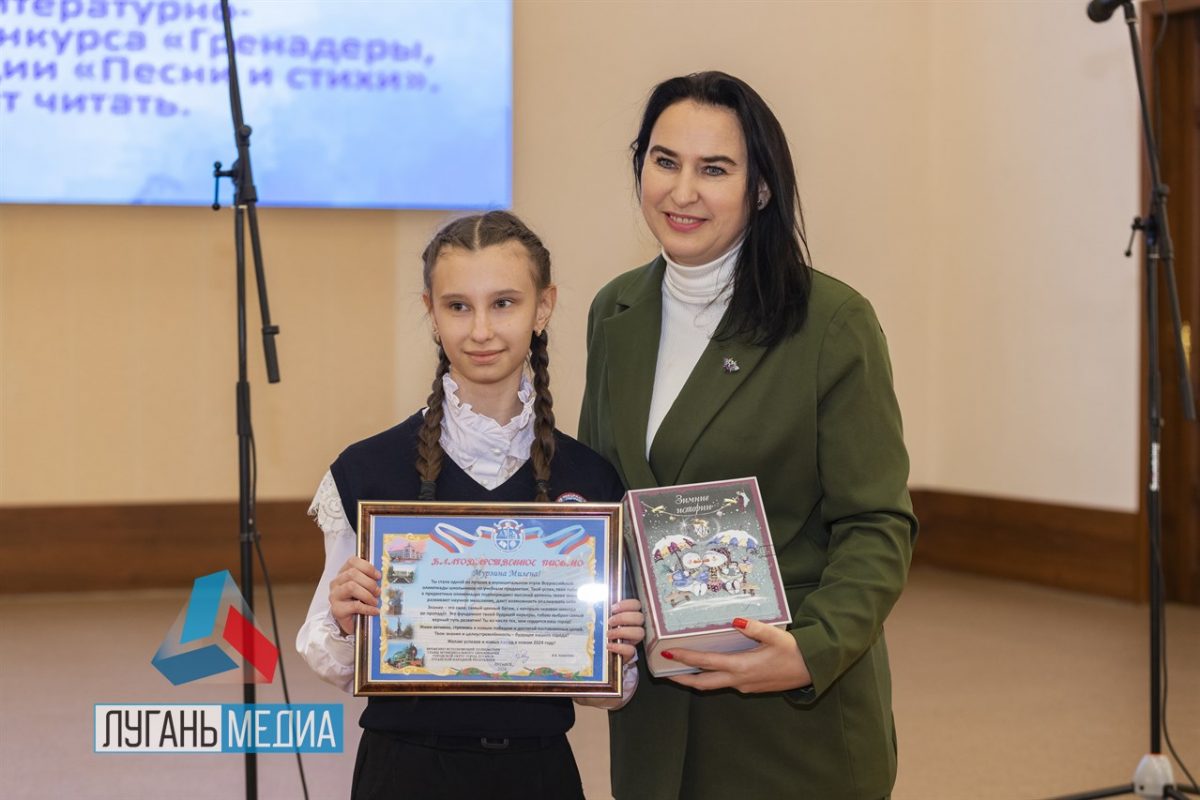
[152,571,278,686]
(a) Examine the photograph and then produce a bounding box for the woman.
[579,72,916,800]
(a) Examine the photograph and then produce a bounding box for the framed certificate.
[354,501,623,697]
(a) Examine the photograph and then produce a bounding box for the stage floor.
[1,565,1196,799]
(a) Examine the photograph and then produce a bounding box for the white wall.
[924,1,1141,510]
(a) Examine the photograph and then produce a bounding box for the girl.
[298,211,643,800]
[579,72,917,800]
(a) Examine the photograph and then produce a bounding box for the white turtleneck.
[646,243,741,458]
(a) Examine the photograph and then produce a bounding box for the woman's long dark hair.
[632,71,812,348]
[416,211,556,502]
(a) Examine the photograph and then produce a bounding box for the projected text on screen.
[0,0,513,209]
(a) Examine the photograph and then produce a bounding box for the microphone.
[1087,0,1127,22]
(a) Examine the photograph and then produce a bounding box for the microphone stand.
[210,2,281,798]
[1048,2,1197,799]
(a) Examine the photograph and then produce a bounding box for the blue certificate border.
[354,502,622,697]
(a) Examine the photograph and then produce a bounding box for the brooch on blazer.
[722,357,740,374]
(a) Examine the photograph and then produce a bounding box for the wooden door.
[1145,1,1200,604]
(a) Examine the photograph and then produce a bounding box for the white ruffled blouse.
[439,373,536,489]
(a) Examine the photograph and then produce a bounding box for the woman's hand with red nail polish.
[664,617,812,693]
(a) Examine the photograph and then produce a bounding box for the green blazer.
[579,258,917,800]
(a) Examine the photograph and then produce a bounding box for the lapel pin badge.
[722,357,740,374]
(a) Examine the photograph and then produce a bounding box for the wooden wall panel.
[910,490,1143,601]
[3,491,1152,602]
[0,500,320,594]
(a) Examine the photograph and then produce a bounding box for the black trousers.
[351,729,586,800]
